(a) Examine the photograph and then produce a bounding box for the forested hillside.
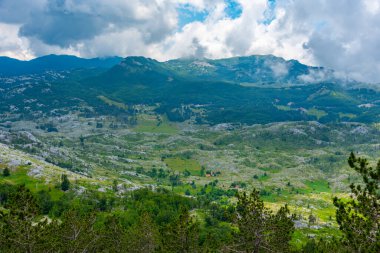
[0,152,379,252]
[0,55,379,252]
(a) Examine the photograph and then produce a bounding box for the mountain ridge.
[0,54,123,76]
[1,53,378,125]
[0,54,334,85]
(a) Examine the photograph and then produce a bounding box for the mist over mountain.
[0,54,336,84]
[0,54,378,125]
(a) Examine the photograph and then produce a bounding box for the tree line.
[0,152,379,252]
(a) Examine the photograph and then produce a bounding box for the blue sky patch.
[177,4,209,29]
[262,0,277,25]
[225,0,243,19]
[177,0,243,30]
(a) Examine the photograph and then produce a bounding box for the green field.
[164,157,202,176]
[306,108,328,120]
[133,115,178,134]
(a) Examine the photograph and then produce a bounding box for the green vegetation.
[2,168,10,177]
[60,174,70,191]
[164,157,201,176]
[275,105,293,111]
[0,183,295,252]
[305,180,330,193]
[0,153,377,252]
[233,190,295,252]
[98,95,129,110]
[333,152,380,251]
[339,112,357,119]
[133,115,178,134]
[306,108,328,120]
[1,55,380,252]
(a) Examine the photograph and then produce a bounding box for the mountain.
[0,55,123,76]
[164,55,334,85]
[76,55,378,124]
[0,54,378,125]
[94,54,335,86]
[1,54,380,249]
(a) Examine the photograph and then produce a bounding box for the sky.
[0,0,380,83]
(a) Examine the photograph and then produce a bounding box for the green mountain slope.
[0,55,123,76]
[76,56,380,124]
[0,54,379,125]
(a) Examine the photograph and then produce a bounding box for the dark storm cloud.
[0,0,45,23]
[0,0,177,47]
[19,12,106,47]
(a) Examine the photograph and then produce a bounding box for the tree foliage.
[128,213,160,253]
[0,185,54,252]
[333,152,380,252]
[232,189,295,253]
[2,167,10,177]
[161,207,200,253]
[61,174,70,191]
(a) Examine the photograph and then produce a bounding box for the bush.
[2,168,10,177]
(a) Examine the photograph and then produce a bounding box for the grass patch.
[305,180,330,193]
[306,108,328,120]
[275,105,294,111]
[134,115,178,134]
[0,166,64,201]
[164,157,201,176]
[257,173,270,182]
[339,112,356,119]
[259,167,281,173]
[291,227,341,251]
[98,95,128,110]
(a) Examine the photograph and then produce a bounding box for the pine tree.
[61,174,70,191]
[2,168,10,177]
[0,185,55,252]
[97,215,129,252]
[53,209,100,252]
[333,152,380,252]
[232,189,295,253]
[112,179,118,192]
[127,213,160,253]
[161,208,200,253]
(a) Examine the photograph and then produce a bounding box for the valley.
[1,55,380,250]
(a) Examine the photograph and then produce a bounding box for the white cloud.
[0,23,32,60]
[0,0,380,83]
[268,61,289,77]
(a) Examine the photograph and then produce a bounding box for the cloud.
[0,0,178,47]
[0,0,380,83]
[277,0,380,83]
[160,0,380,83]
[0,23,32,59]
[298,69,331,84]
[267,61,289,77]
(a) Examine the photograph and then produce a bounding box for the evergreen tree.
[2,167,10,177]
[333,152,380,252]
[61,174,70,191]
[161,208,200,253]
[232,189,295,253]
[53,209,100,252]
[79,135,85,147]
[97,215,129,252]
[0,185,55,252]
[112,179,118,192]
[301,238,348,253]
[36,190,53,215]
[128,213,160,253]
